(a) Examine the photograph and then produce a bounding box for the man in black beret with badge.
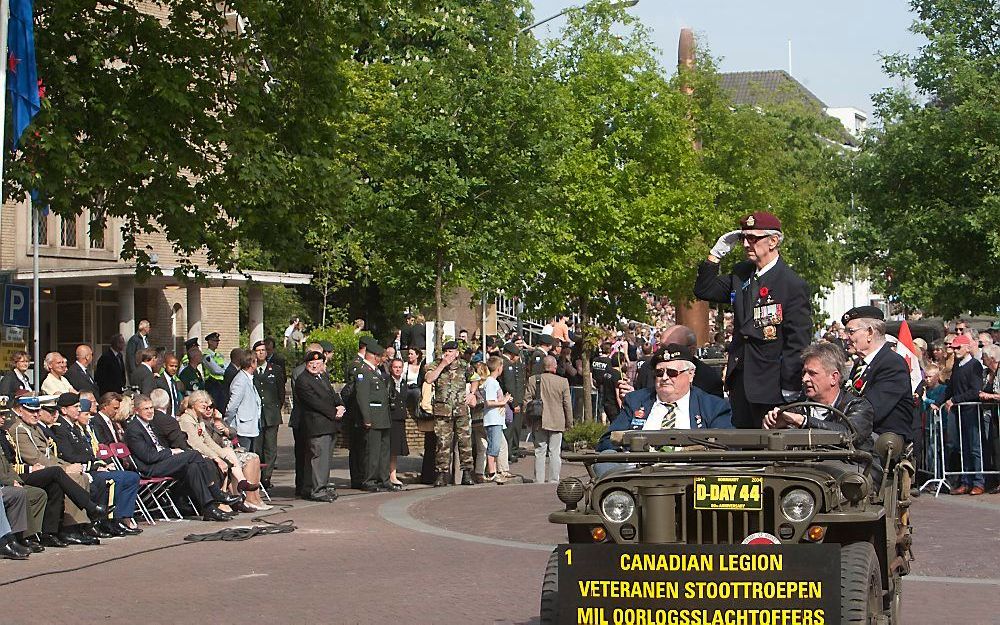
[694,211,812,428]
[294,350,345,502]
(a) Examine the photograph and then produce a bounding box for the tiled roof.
[717,70,826,109]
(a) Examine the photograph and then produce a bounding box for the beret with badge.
[741,211,782,231]
[442,340,459,351]
[304,350,325,363]
[841,306,884,326]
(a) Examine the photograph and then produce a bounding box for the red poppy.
[634,408,645,419]
[759,286,769,298]
[854,378,864,390]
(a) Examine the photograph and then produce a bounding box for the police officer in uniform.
[425,341,480,486]
[694,211,812,428]
[356,343,391,492]
[202,332,227,411]
[500,342,526,464]
[252,340,285,489]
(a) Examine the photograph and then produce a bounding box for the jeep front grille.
[680,485,776,545]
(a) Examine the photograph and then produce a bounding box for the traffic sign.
[3,284,30,328]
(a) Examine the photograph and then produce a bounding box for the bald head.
[660,325,697,349]
[75,344,93,366]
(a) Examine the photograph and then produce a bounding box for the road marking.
[378,488,555,552]
[233,573,269,580]
[908,575,1000,586]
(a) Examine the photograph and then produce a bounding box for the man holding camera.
[694,211,812,429]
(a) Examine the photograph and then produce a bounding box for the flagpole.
[30,193,38,392]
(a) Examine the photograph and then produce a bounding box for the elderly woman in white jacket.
[225,349,262,451]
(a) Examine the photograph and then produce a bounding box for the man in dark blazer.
[125,320,151,381]
[65,345,99,396]
[220,348,242,412]
[94,335,128,396]
[597,346,732,454]
[152,354,185,417]
[124,394,239,521]
[149,388,191,450]
[289,342,322,498]
[935,332,984,493]
[131,348,158,395]
[252,340,284,488]
[294,351,345,502]
[694,211,812,428]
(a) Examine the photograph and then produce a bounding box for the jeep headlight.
[600,490,635,523]
[781,489,815,522]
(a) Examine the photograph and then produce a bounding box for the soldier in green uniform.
[252,340,285,489]
[356,343,391,492]
[339,338,370,489]
[500,342,527,464]
[425,340,480,487]
[178,347,206,395]
[527,334,554,375]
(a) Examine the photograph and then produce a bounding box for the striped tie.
[850,358,867,388]
[659,402,678,430]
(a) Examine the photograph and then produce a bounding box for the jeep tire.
[840,541,883,624]
[540,547,560,625]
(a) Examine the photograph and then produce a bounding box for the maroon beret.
[740,211,782,231]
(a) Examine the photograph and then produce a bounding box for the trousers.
[255,424,279,482]
[90,470,140,518]
[532,428,564,483]
[308,433,335,498]
[0,486,28,535]
[364,428,390,487]
[435,413,472,472]
[20,466,92,533]
[144,450,222,507]
[292,425,313,496]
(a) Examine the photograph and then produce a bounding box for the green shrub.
[563,421,607,449]
[306,326,372,382]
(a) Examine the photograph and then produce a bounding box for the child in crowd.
[482,356,511,483]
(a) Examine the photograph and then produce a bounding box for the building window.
[36,212,48,245]
[61,214,78,247]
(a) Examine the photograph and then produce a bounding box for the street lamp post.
[513,0,639,57]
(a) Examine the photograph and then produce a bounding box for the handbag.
[525,375,544,420]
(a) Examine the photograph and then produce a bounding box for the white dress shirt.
[642,392,692,430]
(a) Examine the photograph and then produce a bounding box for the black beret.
[184,337,199,350]
[842,306,884,325]
[538,334,556,346]
[205,332,221,341]
[57,392,80,408]
[652,344,695,367]
[252,340,266,350]
[502,342,520,355]
[319,340,335,352]
[304,351,325,362]
[442,340,459,351]
[367,343,385,356]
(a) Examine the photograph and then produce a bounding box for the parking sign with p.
[3,284,30,328]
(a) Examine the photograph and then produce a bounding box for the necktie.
[259,366,265,375]
[144,422,164,452]
[850,358,867,388]
[86,425,99,456]
[659,402,678,430]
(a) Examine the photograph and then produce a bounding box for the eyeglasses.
[845,327,869,336]
[655,367,691,379]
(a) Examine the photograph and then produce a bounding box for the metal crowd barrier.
[920,401,1000,497]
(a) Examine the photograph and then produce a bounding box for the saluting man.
[356,343,391,492]
[694,211,812,428]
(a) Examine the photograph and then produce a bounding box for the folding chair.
[109,443,183,523]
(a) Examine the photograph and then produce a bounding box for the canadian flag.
[890,321,923,393]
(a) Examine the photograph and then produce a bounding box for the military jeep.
[542,405,913,625]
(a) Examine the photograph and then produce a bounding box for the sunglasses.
[655,367,691,379]
[948,345,961,351]
[740,233,770,244]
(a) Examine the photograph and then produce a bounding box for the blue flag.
[7,0,40,150]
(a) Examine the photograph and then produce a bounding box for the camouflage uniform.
[432,359,479,472]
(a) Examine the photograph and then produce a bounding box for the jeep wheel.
[540,547,560,625]
[840,542,883,624]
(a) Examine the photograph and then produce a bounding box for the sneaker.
[492,473,507,484]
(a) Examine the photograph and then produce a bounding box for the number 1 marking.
[565,548,572,565]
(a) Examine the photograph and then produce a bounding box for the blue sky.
[527,0,926,117]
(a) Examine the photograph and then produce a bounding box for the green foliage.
[564,421,607,448]
[238,285,310,340]
[849,0,1000,316]
[305,326,371,382]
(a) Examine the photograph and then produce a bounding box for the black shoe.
[87,503,111,522]
[362,484,382,493]
[115,521,143,536]
[20,536,44,553]
[87,523,114,539]
[215,493,243,507]
[231,501,257,514]
[388,483,404,492]
[0,541,29,560]
[308,492,338,502]
[39,533,69,548]
[59,531,99,546]
[202,505,232,522]
[101,520,128,537]
[433,473,448,487]
[461,470,474,486]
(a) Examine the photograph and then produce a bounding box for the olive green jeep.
[543,404,914,625]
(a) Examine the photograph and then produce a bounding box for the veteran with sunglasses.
[596,345,732,454]
[694,211,813,429]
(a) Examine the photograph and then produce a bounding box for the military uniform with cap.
[694,211,812,428]
[355,343,392,490]
[341,338,374,489]
[426,341,480,486]
[252,339,284,485]
[500,342,527,463]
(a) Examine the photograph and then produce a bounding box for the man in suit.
[225,349,261,451]
[356,343,391,492]
[125,320,151,380]
[65,345,99,396]
[636,326,724,398]
[50,392,141,537]
[149,389,190,450]
[295,351,345,502]
[131,348,158,395]
[91,393,124,447]
[252,341,284,488]
[124,394,239,521]
[523,356,574,483]
[220,347,242,414]
[153,353,185,417]
[93,335,128,396]
[694,211,812,428]
[289,342,323,498]
[596,345,733,457]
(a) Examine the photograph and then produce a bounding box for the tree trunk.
[579,297,594,422]
[434,246,444,360]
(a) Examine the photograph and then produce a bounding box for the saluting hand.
[709,230,742,261]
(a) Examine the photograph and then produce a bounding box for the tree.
[849,0,1000,317]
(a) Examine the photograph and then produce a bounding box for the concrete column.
[248,284,264,345]
[118,277,135,339]
[186,284,202,342]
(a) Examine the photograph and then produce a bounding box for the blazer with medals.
[694,257,812,404]
[597,386,733,452]
[848,343,914,441]
[294,370,344,437]
[178,364,205,395]
[355,363,390,429]
[50,417,110,472]
[254,361,285,428]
